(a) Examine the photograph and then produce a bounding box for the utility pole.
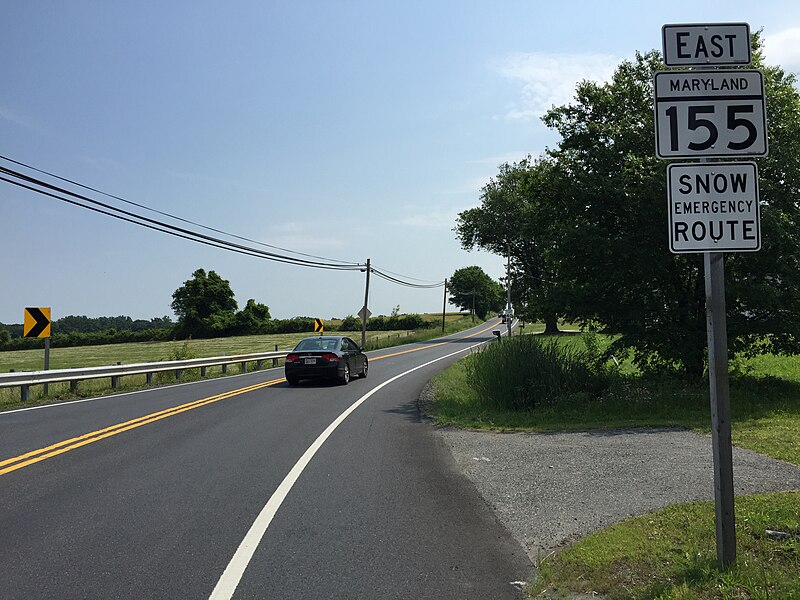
[506,251,512,338]
[360,258,371,349]
[471,290,475,323]
[441,279,447,333]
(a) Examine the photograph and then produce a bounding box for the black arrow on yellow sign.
[314,318,324,333]
[24,307,52,338]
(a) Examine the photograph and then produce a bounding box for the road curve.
[0,319,531,599]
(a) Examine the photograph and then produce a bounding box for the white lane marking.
[209,339,490,600]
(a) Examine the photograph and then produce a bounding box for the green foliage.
[233,299,272,335]
[166,339,198,361]
[448,266,504,319]
[455,157,565,331]
[338,315,362,331]
[458,42,800,377]
[464,334,611,411]
[171,268,238,338]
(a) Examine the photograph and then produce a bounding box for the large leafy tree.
[539,39,800,376]
[455,156,568,333]
[171,269,238,337]
[449,266,505,320]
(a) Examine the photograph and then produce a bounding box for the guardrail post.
[273,345,278,367]
[111,376,119,389]
[201,366,207,377]
[146,373,153,384]
[222,364,227,374]
[21,385,29,402]
[175,370,182,379]
[70,380,78,393]
[257,360,263,370]
[241,361,247,373]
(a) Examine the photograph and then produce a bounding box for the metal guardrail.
[0,351,288,402]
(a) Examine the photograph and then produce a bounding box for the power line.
[0,165,364,271]
[0,154,357,266]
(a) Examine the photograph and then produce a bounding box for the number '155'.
[664,105,758,152]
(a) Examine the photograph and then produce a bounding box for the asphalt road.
[0,319,532,599]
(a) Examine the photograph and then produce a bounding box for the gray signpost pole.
[704,250,736,566]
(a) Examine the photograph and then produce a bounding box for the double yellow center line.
[0,378,285,477]
[0,322,500,477]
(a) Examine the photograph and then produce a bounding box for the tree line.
[455,35,800,378]
[0,268,441,351]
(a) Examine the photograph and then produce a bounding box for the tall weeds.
[465,335,610,411]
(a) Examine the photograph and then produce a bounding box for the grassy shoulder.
[428,334,800,465]
[426,331,800,599]
[534,491,800,599]
[0,313,477,410]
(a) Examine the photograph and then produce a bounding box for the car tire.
[286,375,299,386]
[359,359,368,379]
[339,363,350,385]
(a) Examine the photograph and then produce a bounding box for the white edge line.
[209,338,490,600]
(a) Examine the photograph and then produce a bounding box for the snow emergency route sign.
[667,162,760,253]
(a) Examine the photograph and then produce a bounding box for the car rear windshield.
[294,338,339,351]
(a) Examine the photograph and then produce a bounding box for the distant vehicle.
[284,336,368,386]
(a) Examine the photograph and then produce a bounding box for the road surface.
[0,319,531,599]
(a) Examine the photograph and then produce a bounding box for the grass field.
[0,313,475,409]
[426,329,800,598]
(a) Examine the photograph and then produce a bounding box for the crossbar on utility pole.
[705,250,736,566]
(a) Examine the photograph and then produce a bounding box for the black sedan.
[284,336,368,386]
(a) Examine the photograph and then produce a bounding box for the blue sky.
[2,1,799,322]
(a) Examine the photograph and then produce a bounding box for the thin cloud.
[0,106,40,131]
[493,52,620,121]
[764,27,800,73]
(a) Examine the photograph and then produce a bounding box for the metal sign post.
[704,250,736,565]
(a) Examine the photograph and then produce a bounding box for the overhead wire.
[0,155,457,286]
[0,164,364,271]
[0,154,356,266]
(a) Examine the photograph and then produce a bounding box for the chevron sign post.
[24,307,52,394]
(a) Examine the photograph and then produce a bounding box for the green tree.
[455,156,567,333]
[539,39,800,376]
[234,299,272,334]
[449,266,504,320]
[171,269,238,338]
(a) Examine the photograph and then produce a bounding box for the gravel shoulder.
[421,388,800,563]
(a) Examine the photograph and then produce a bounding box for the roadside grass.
[427,330,800,599]
[532,492,800,599]
[429,333,800,465]
[0,314,477,410]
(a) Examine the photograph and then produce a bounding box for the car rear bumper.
[285,362,341,381]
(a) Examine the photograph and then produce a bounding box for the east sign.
[662,23,751,66]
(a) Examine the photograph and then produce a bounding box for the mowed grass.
[426,330,800,598]
[534,492,800,599]
[0,313,476,409]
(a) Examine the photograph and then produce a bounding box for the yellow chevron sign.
[314,318,324,333]
[24,307,51,338]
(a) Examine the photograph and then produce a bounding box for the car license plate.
[304,358,316,365]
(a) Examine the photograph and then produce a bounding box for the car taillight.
[286,353,299,363]
[321,353,339,362]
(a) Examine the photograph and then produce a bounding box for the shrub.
[465,334,611,411]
